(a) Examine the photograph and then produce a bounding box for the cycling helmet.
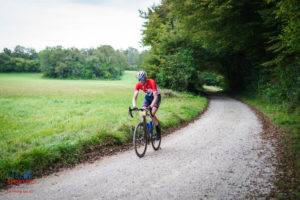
[137,70,147,82]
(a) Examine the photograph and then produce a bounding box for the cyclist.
[132,70,161,140]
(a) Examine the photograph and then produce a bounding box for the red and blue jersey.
[134,79,161,96]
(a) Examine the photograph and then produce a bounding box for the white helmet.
[136,70,147,81]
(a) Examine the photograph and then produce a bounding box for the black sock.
[156,124,161,138]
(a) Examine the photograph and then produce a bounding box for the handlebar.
[128,106,153,118]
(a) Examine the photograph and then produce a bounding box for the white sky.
[0,0,161,51]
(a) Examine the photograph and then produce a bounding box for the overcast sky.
[0,0,161,51]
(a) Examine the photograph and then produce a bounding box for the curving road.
[0,96,276,199]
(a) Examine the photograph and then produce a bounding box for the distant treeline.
[0,45,145,79]
[0,46,40,72]
[141,0,299,108]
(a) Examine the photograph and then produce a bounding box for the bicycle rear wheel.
[151,123,161,151]
[133,122,147,158]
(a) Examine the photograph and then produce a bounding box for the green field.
[0,71,207,185]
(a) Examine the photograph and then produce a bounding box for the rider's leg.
[151,107,159,125]
[141,97,150,119]
[152,94,161,139]
[150,94,161,125]
[151,106,161,140]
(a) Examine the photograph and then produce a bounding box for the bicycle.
[128,107,161,158]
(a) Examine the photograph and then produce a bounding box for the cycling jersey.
[135,79,161,108]
[134,79,161,96]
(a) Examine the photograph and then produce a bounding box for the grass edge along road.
[0,72,208,188]
[239,95,300,198]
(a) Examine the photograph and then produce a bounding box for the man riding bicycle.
[132,71,161,140]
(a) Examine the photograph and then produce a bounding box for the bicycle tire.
[133,122,147,158]
[151,123,161,151]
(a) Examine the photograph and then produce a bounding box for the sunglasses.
[138,77,146,82]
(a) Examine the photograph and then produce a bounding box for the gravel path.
[0,96,276,199]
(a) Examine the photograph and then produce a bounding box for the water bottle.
[147,122,153,136]
[149,121,153,135]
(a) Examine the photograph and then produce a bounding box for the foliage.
[121,47,141,71]
[141,0,299,108]
[0,46,147,80]
[156,49,195,91]
[258,0,300,108]
[199,71,227,90]
[0,46,40,72]
[39,45,127,79]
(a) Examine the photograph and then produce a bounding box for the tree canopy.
[39,45,127,79]
[0,46,40,72]
[141,0,299,107]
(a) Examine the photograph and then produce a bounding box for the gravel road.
[0,96,276,200]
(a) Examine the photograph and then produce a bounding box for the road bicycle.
[128,107,161,157]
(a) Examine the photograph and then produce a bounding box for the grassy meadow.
[0,71,207,186]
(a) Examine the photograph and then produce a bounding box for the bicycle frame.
[129,107,155,139]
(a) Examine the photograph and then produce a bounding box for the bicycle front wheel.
[133,122,147,158]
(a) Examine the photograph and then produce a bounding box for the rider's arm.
[132,90,139,108]
[149,79,158,108]
[133,82,142,108]
[150,91,158,108]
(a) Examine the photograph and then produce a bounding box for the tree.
[122,47,140,70]
[0,46,40,72]
[141,0,299,106]
[39,46,126,79]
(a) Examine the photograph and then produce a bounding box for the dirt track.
[0,95,276,199]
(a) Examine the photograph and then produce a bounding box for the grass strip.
[239,94,300,199]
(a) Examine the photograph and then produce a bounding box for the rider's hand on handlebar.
[147,106,153,114]
[132,106,138,111]
[146,106,152,110]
